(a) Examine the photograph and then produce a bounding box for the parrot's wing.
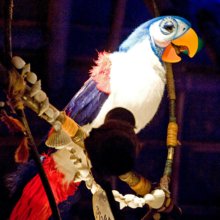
[65,78,108,126]
[65,52,111,126]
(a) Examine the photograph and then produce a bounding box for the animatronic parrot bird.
[9,15,198,220]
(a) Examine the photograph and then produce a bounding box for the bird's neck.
[149,35,165,62]
[122,38,166,82]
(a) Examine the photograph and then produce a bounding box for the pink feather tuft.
[90,51,112,94]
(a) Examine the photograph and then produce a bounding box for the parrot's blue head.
[119,16,198,63]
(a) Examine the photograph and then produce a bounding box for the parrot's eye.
[160,18,177,35]
[164,22,175,32]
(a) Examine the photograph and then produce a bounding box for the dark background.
[0,0,220,219]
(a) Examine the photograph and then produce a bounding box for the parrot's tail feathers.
[10,155,80,220]
[6,158,40,197]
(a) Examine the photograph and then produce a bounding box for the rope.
[164,62,179,177]
[166,122,178,147]
[141,1,180,219]
[162,62,180,190]
[166,64,176,101]
[119,171,151,196]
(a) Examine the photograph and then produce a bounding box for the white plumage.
[91,38,166,132]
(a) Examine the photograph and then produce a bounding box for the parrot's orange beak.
[162,28,198,63]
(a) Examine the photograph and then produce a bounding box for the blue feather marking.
[119,17,165,60]
[65,78,109,126]
[119,17,165,52]
[119,15,191,57]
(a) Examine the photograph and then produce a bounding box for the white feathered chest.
[90,39,166,133]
